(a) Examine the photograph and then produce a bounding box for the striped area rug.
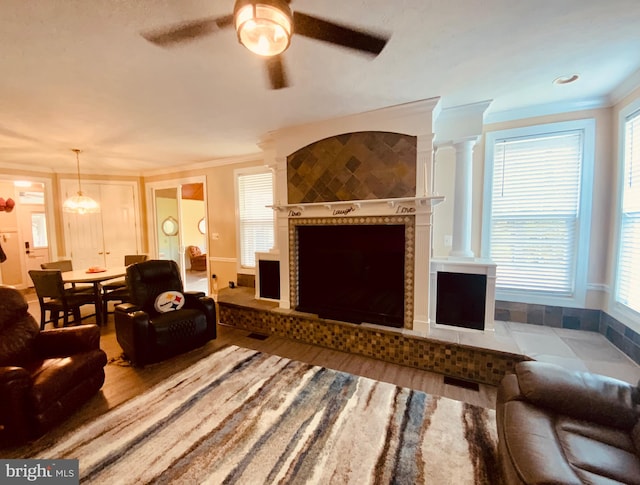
[36,346,502,484]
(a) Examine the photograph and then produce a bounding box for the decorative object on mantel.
[0,197,15,212]
[62,149,100,215]
[269,196,445,217]
[141,0,389,90]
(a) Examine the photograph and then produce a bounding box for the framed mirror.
[161,216,179,236]
[198,217,206,235]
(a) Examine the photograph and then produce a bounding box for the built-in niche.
[435,272,487,330]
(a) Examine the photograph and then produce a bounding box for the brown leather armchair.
[114,260,216,366]
[0,286,107,446]
[187,245,207,271]
[497,361,640,484]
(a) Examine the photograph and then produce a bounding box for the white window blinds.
[237,171,274,268]
[616,109,640,313]
[490,130,583,294]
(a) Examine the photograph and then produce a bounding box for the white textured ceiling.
[2,0,640,174]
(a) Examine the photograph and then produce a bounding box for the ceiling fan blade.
[142,14,234,47]
[292,12,388,56]
[265,56,289,90]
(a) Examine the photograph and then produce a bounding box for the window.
[31,212,48,248]
[483,120,594,305]
[236,169,274,269]
[615,107,640,314]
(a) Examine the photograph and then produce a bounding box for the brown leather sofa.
[0,286,107,446]
[497,361,640,484]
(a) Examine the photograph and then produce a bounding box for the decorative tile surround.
[218,290,528,386]
[287,131,417,204]
[495,300,640,365]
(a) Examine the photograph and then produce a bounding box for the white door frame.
[0,174,58,288]
[146,176,208,287]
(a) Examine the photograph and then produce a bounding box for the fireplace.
[296,223,406,327]
[259,98,442,333]
[288,215,417,329]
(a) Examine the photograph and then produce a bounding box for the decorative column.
[416,133,435,197]
[256,137,290,308]
[449,137,478,259]
[413,133,436,333]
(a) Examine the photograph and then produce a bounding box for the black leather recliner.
[114,260,216,366]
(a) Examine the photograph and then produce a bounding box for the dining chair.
[100,254,148,322]
[28,269,96,329]
[41,259,93,294]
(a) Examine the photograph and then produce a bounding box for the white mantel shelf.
[269,196,445,217]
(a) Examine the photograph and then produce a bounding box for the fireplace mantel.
[269,195,444,218]
[259,99,442,333]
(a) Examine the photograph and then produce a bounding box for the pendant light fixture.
[62,149,100,214]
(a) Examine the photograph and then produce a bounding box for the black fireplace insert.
[296,224,405,327]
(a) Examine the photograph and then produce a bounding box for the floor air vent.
[443,376,480,391]
[247,333,269,341]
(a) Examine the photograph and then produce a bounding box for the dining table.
[61,266,127,325]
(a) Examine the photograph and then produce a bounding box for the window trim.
[482,118,595,307]
[610,97,640,335]
[234,166,275,275]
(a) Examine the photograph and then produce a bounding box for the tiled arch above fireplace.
[287,131,417,204]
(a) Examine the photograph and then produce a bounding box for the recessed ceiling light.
[553,74,580,85]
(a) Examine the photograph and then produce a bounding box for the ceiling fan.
[141,0,389,90]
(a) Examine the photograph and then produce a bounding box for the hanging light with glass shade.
[234,0,293,57]
[62,149,100,214]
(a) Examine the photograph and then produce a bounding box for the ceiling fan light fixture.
[234,0,292,57]
[62,149,100,215]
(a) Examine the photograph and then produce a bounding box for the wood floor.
[3,320,497,457]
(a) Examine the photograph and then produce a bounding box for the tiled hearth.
[218,287,640,386]
[218,287,527,386]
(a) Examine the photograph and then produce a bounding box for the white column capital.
[435,135,480,151]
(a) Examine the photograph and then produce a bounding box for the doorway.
[0,178,57,289]
[147,177,208,294]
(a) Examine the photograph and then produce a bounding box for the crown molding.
[484,96,609,125]
[608,67,640,107]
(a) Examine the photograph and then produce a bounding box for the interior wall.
[0,181,22,286]
[432,146,455,258]
[181,199,205,249]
